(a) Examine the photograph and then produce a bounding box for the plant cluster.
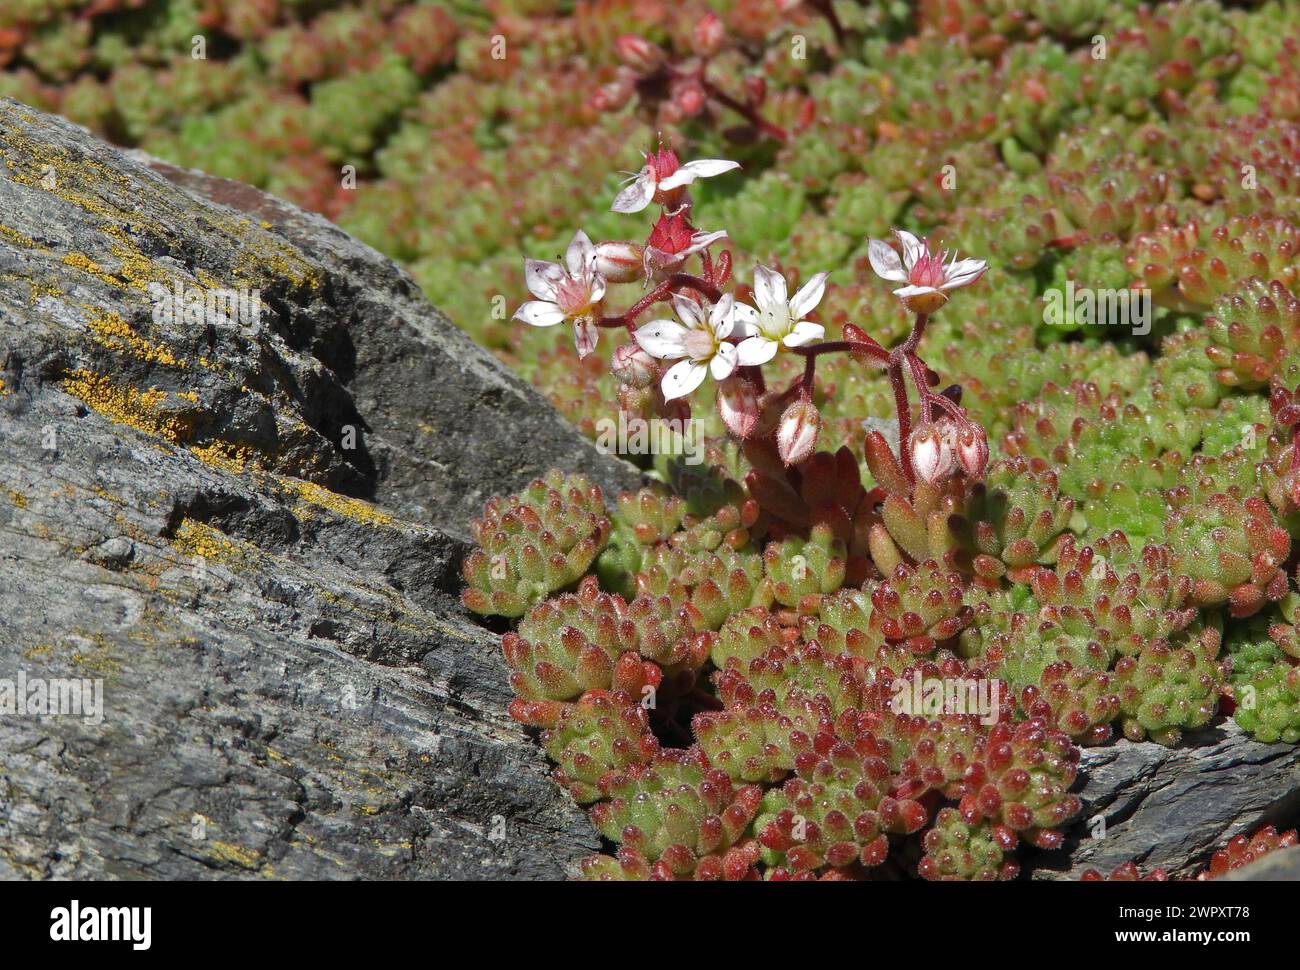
[22,0,1300,879]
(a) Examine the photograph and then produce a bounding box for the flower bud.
[673,81,706,117]
[717,376,760,439]
[691,13,725,58]
[593,240,645,283]
[909,422,954,486]
[956,423,989,480]
[611,342,657,388]
[743,74,767,106]
[777,399,821,466]
[614,34,665,73]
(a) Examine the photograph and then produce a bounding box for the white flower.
[633,292,739,400]
[611,147,740,214]
[733,265,828,366]
[868,229,986,315]
[513,229,607,358]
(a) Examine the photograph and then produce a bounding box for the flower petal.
[683,229,728,256]
[736,335,779,366]
[731,302,759,338]
[657,158,740,190]
[941,258,988,290]
[611,173,655,213]
[661,359,709,400]
[782,320,825,347]
[524,259,565,301]
[868,238,906,282]
[753,264,788,313]
[893,229,926,271]
[671,292,706,330]
[513,300,568,327]
[565,229,596,276]
[892,284,940,298]
[634,318,689,358]
[710,342,738,380]
[710,293,736,340]
[574,318,599,358]
[789,271,829,320]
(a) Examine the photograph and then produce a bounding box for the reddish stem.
[697,75,789,144]
[598,272,723,329]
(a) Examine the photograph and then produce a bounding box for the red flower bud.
[908,422,955,486]
[956,422,989,480]
[717,376,761,439]
[615,34,665,73]
[611,342,657,388]
[691,13,725,58]
[776,399,821,466]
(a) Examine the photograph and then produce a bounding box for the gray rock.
[1030,722,1300,879]
[0,99,639,879]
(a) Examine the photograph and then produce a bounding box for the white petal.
[941,258,988,289]
[868,238,906,282]
[682,229,728,256]
[710,342,738,380]
[661,359,708,400]
[894,229,925,271]
[634,319,689,358]
[782,320,824,347]
[736,335,779,366]
[731,302,759,338]
[574,318,599,358]
[710,293,736,340]
[524,259,565,301]
[892,284,940,299]
[658,158,740,190]
[752,264,788,313]
[789,271,829,320]
[611,173,655,213]
[589,275,607,303]
[565,229,596,276]
[513,300,567,327]
[669,292,706,331]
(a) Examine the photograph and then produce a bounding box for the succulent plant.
[462,472,610,618]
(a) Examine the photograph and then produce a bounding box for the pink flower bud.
[614,34,665,73]
[673,81,706,117]
[717,376,760,439]
[909,422,955,486]
[691,13,725,58]
[611,342,657,388]
[956,423,989,480]
[777,399,821,466]
[593,240,644,283]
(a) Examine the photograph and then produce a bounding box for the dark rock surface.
[1226,844,1300,880]
[1030,722,1300,880]
[0,100,639,879]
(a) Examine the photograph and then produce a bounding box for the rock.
[0,100,638,879]
[1028,722,1300,879]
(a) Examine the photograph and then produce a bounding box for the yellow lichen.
[61,369,193,443]
[169,517,248,565]
[280,477,393,527]
[2,487,27,509]
[189,440,258,475]
[86,310,186,368]
[207,841,262,870]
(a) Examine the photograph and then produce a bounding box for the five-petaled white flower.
[867,229,986,315]
[633,292,739,400]
[612,147,740,214]
[733,264,828,366]
[514,229,607,358]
